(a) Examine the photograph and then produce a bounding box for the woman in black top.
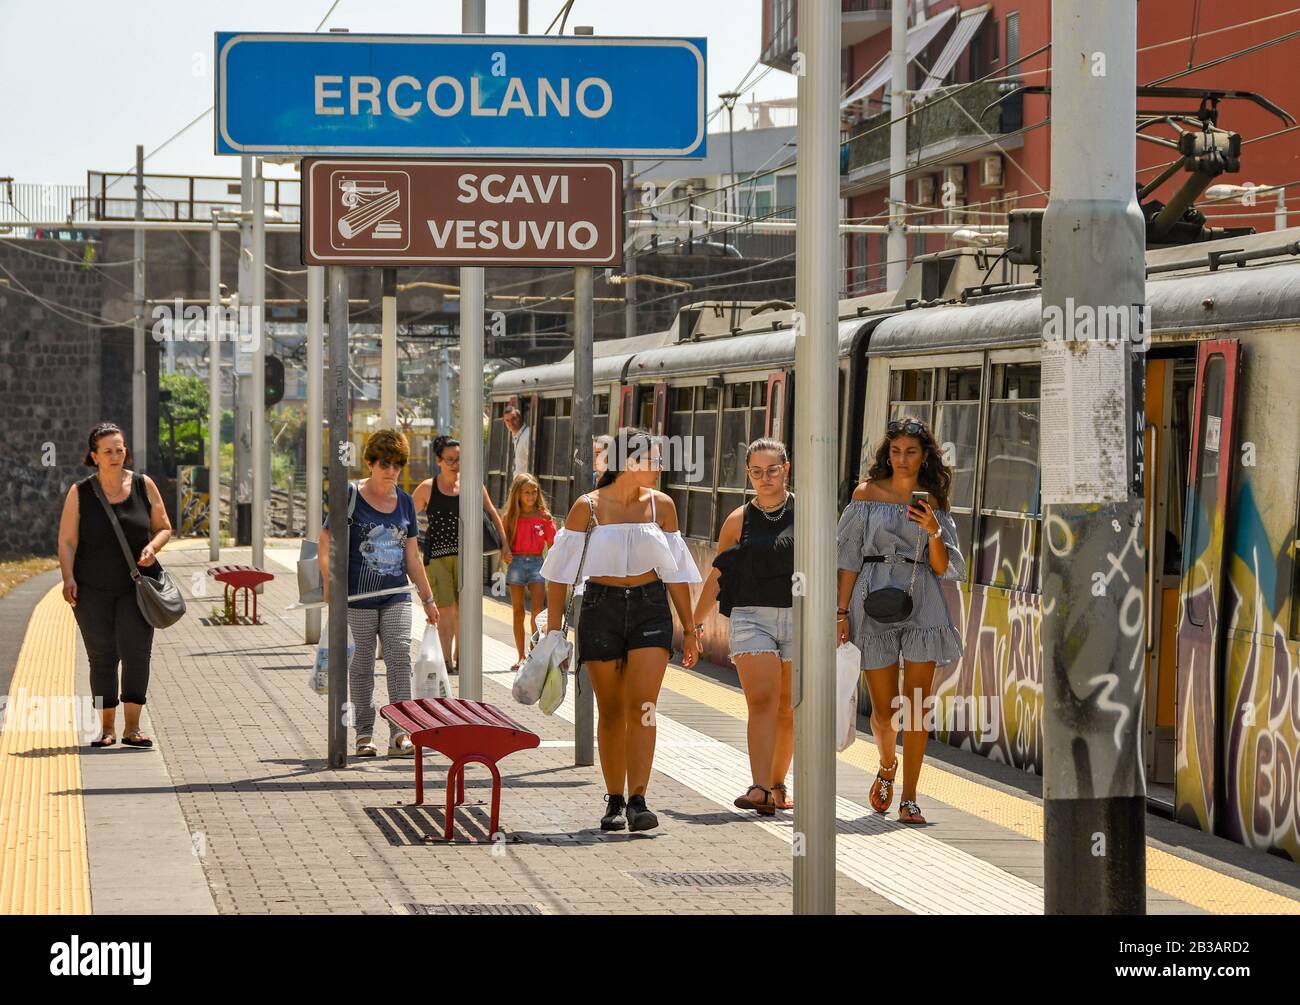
[412,435,509,674]
[57,423,172,748]
[692,439,795,815]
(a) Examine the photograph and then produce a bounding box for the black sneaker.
[626,795,659,832]
[600,794,627,831]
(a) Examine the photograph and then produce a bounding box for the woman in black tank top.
[691,439,795,816]
[57,423,172,748]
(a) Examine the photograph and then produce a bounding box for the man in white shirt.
[504,404,531,479]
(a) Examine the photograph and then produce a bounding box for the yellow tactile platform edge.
[0,585,91,914]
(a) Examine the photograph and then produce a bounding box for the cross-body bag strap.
[560,494,597,635]
[89,477,144,583]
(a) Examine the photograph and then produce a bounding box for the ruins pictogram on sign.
[330,170,411,252]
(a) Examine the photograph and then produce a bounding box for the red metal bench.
[380,697,540,841]
[208,565,274,625]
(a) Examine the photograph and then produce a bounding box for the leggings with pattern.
[346,602,413,737]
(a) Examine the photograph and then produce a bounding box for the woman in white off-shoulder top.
[541,428,702,833]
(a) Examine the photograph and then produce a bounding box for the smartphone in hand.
[909,490,930,514]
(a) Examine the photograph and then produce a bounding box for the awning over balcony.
[916,5,991,97]
[840,7,957,109]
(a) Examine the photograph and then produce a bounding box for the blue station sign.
[214,32,707,158]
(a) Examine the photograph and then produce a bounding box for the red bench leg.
[414,745,424,805]
[444,758,466,841]
[484,758,503,839]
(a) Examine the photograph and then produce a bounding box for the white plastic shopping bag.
[310,622,355,695]
[413,625,452,700]
[836,642,862,752]
[538,659,567,716]
[514,630,570,705]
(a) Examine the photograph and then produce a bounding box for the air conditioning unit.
[915,175,937,207]
[942,165,966,201]
[980,154,1005,189]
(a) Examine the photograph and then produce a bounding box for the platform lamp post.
[719,91,741,219]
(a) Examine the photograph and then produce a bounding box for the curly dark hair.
[865,416,952,510]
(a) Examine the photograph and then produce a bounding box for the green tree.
[158,373,210,471]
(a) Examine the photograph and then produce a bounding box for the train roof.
[491,229,1300,393]
[869,228,1300,356]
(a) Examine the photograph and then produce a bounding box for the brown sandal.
[869,759,898,813]
[771,783,793,810]
[121,730,153,748]
[898,799,926,825]
[89,732,116,748]
[734,785,776,816]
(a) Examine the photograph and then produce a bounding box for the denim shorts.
[729,605,795,662]
[506,553,545,586]
[577,581,674,662]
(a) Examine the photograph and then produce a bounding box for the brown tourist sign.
[300,157,623,267]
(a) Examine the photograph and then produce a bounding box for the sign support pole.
[306,264,325,645]
[792,0,840,916]
[133,144,147,473]
[208,211,222,562]
[1040,0,1146,914]
[234,155,253,546]
[251,157,267,572]
[327,265,350,768]
[457,0,487,702]
[381,268,397,427]
[572,265,595,766]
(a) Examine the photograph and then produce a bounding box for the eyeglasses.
[370,458,405,471]
[887,420,926,437]
[747,464,786,481]
[441,456,461,466]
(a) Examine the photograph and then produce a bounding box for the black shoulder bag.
[90,477,187,629]
[861,527,926,625]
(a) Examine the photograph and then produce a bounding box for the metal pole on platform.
[251,158,267,570]
[1040,0,1146,914]
[572,265,595,766]
[792,0,840,916]
[458,0,487,702]
[887,0,908,290]
[381,268,397,427]
[306,264,325,645]
[133,144,147,473]
[208,211,222,562]
[327,265,350,768]
[234,155,254,546]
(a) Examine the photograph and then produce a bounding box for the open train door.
[1173,339,1242,836]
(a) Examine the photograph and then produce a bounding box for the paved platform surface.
[1,538,1298,915]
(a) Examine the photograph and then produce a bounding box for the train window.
[487,401,510,505]
[942,366,981,401]
[1186,355,1226,628]
[716,380,772,536]
[889,367,934,428]
[664,385,722,540]
[976,366,1041,592]
[934,401,979,511]
[535,396,573,518]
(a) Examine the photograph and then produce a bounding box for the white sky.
[0,0,797,187]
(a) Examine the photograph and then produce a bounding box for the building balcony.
[761,0,892,71]
[840,79,1025,196]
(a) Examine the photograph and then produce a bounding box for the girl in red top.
[502,473,557,669]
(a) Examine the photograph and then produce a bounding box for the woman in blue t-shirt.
[318,429,439,758]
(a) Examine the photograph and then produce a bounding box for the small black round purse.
[861,530,926,624]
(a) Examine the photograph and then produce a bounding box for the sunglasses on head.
[887,420,926,437]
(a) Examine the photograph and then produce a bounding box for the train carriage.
[488,229,1300,863]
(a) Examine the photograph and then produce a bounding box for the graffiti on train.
[933,518,1044,773]
[1220,481,1300,861]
